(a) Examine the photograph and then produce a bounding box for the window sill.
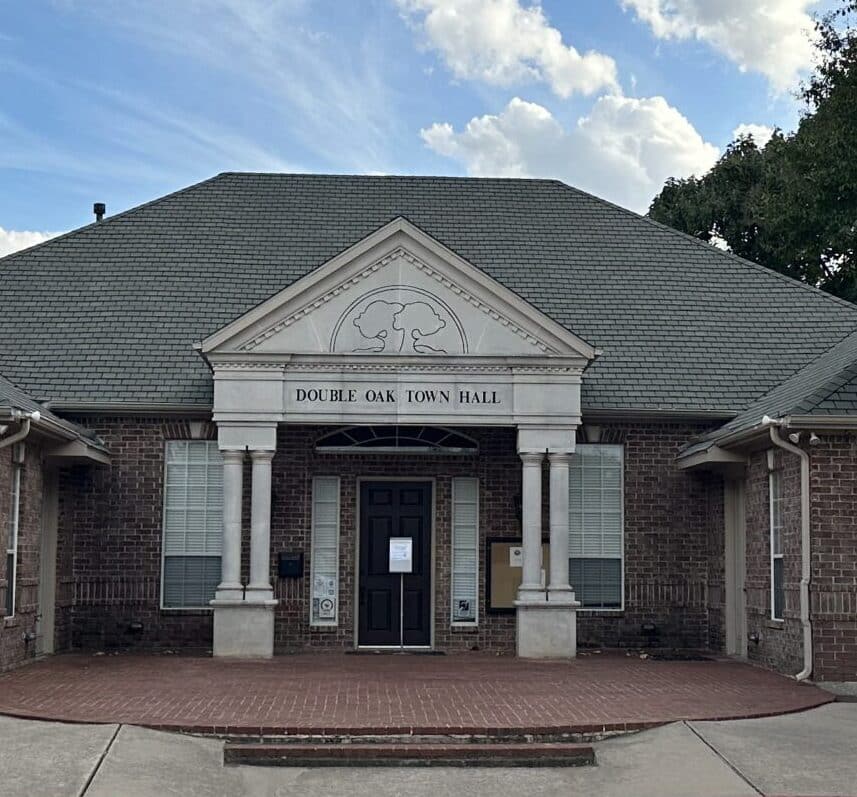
[451,623,478,631]
[160,607,213,614]
[766,619,785,630]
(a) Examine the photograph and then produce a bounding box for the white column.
[548,452,574,599]
[517,451,545,601]
[216,449,245,601]
[246,449,275,601]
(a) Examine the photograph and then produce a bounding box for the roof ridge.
[0,172,225,263]
[552,180,857,317]
[790,330,857,412]
[215,171,562,183]
[799,361,857,412]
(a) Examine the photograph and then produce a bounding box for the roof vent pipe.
[93,202,106,222]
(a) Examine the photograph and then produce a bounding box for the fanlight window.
[316,425,477,453]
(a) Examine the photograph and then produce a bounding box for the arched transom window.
[315,425,477,454]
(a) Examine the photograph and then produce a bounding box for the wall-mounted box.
[278,551,304,578]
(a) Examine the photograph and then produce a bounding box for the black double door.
[358,481,432,647]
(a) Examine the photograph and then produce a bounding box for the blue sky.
[0,0,834,253]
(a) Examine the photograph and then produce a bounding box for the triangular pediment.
[201,218,596,361]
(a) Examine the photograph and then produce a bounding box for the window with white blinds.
[161,441,223,609]
[310,476,340,626]
[451,477,479,624]
[569,444,624,609]
[769,468,784,620]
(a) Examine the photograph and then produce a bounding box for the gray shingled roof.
[0,372,102,444]
[3,172,857,413]
[0,373,50,416]
[703,329,857,444]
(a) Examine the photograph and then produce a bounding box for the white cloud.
[396,0,618,97]
[732,123,774,147]
[422,95,719,212]
[622,0,818,92]
[0,227,59,258]
[70,0,397,172]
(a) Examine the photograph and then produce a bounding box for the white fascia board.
[783,414,857,430]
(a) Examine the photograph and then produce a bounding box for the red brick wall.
[742,434,857,681]
[575,423,720,650]
[743,448,804,674]
[60,417,721,655]
[705,475,726,653]
[59,418,215,651]
[809,434,857,681]
[0,440,46,671]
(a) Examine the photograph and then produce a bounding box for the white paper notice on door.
[389,537,413,573]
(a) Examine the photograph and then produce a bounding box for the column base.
[516,585,547,603]
[547,587,577,604]
[211,599,278,658]
[515,599,580,659]
[214,584,244,602]
[244,585,275,604]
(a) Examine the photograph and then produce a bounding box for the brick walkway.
[0,652,833,736]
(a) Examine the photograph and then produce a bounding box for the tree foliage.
[648,0,857,301]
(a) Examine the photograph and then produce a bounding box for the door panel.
[359,481,432,646]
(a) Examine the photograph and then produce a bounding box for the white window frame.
[159,440,223,611]
[310,476,341,627]
[451,477,479,627]
[769,466,785,621]
[569,444,625,612]
[5,455,22,619]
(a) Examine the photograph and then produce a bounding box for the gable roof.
[2,172,857,413]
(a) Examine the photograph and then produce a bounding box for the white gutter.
[0,409,40,450]
[766,420,813,681]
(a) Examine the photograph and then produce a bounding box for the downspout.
[0,409,40,450]
[768,423,812,681]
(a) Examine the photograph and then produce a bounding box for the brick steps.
[223,740,597,767]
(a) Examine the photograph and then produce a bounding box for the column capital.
[249,449,276,462]
[221,449,246,464]
[519,451,545,466]
[548,451,572,465]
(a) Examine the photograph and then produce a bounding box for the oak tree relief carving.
[353,299,448,354]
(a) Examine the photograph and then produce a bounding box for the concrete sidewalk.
[1,703,855,797]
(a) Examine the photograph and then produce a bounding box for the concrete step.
[224,741,597,767]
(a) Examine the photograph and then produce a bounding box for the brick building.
[0,173,855,681]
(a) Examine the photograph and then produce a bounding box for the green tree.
[649,0,857,301]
